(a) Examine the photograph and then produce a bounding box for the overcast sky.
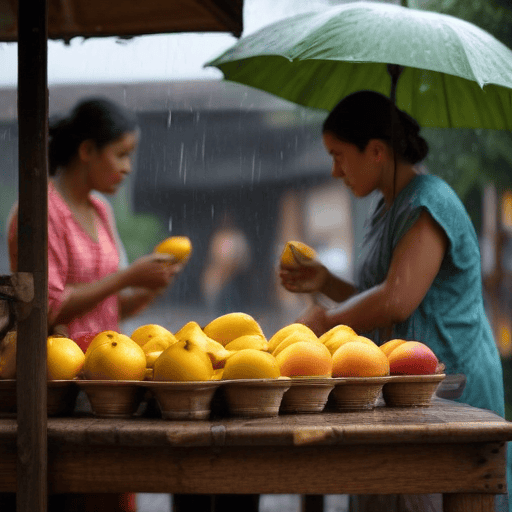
[0,0,331,86]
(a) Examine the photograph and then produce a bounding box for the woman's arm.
[51,254,175,327]
[299,211,448,335]
[320,273,357,303]
[118,287,164,320]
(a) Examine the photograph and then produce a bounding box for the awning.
[0,0,243,42]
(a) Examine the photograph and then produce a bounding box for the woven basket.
[382,374,445,407]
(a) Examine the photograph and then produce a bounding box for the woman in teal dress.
[356,172,504,415]
[279,90,508,511]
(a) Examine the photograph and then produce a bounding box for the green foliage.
[109,185,166,264]
[423,128,512,232]
[419,0,512,48]
[423,129,511,195]
[0,184,16,237]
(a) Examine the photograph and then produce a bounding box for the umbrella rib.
[442,20,485,87]
[440,74,453,128]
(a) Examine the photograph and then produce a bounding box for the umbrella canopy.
[0,0,243,41]
[206,1,512,130]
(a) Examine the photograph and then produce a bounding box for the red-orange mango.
[332,341,389,378]
[387,341,438,375]
[379,339,407,357]
[276,341,332,378]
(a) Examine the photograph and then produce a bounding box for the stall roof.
[0,0,244,41]
[0,80,305,121]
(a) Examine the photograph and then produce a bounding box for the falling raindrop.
[168,217,172,232]
[167,110,172,128]
[211,204,215,219]
[179,142,185,179]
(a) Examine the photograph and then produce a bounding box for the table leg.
[443,493,495,512]
[301,494,324,512]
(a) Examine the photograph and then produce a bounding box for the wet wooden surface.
[1,397,510,447]
[0,398,511,510]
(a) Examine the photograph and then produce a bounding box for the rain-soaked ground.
[137,494,350,512]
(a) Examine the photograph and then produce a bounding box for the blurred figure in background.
[201,212,252,315]
[173,213,258,512]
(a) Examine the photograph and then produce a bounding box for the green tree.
[109,184,166,264]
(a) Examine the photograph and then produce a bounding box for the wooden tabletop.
[1,397,512,500]
[0,397,510,447]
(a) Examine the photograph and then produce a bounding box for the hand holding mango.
[154,236,193,264]
[279,241,328,294]
[280,240,316,267]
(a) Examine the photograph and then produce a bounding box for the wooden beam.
[17,0,49,509]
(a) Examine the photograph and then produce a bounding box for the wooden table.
[0,397,511,512]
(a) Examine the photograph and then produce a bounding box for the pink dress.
[8,181,121,346]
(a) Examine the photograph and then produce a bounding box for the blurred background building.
[0,79,366,338]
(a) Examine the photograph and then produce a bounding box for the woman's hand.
[124,253,183,290]
[279,259,329,294]
[295,304,330,336]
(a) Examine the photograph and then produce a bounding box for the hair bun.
[395,108,428,164]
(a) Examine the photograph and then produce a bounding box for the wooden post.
[17,0,49,510]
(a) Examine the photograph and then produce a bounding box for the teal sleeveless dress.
[357,174,510,510]
[357,173,504,417]
[355,172,509,509]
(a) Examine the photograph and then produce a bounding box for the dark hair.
[322,91,428,164]
[48,97,138,176]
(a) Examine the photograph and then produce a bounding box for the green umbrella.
[206,1,512,130]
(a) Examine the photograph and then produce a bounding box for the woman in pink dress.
[8,98,180,344]
[7,98,183,512]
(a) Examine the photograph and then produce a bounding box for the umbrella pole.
[386,64,405,204]
[386,64,404,105]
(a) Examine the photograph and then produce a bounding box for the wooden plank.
[2,398,512,452]
[16,0,49,509]
[0,399,510,499]
[39,441,506,495]
[31,400,512,447]
[0,0,244,41]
